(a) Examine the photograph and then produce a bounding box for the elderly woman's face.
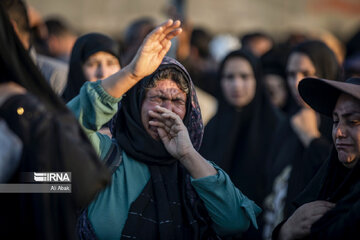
[287,52,316,106]
[221,57,256,108]
[141,79,187,140]
[332,93,360,168]
[82,51,121,82]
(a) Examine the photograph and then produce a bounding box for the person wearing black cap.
[274,77,360,240]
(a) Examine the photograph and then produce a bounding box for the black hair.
[190,28,212,59]
[45,18,73,37]
[241,32,273,47]
[144,68,189,94]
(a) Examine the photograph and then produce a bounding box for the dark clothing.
[62,33,121,102]
[0,5,111,239]
[273,148,360,240]
[200,50,283,239]
[265,118,332,217]
[0,94,111,240]
[200,50,282,207]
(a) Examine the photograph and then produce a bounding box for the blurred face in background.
[287,52,316,106]
[82,51,121,82]
[264,74,287,108]
[221,57,256,108]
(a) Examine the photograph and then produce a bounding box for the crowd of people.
[1,0,360,239]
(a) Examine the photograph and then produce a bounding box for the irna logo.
[34,172,71,182]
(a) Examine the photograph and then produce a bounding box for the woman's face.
[82,51,121,82]
[221,57,256,108]
[264,74,287,108]
[286,52,316,106]
[141,79,187,140]
[332,93,360,168]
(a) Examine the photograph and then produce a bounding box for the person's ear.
[10,20,30,50]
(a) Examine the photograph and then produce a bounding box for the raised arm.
[101,19,182,98]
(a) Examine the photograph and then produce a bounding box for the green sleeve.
[191,163,262,236]
[66,80,122,159]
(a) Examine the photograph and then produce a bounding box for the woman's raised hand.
[101,19,182,98]
[128,19,182,80]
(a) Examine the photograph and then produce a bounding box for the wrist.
[179,147,217,179]
[278,221,293,240]
[123,65,141,82]
[179,146,197,164]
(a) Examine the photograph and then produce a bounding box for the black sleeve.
[309,183,360,240]
[271,220,286,240]
[0,93,111,208]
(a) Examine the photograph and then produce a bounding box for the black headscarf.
[261,46,297,114]
[291,40,342,83]
[62,33,121,102]
[110,57,217,239]
[286,40,343,117]
[266,40,342,217]
[0,5,110,239]
[200,50,283,206]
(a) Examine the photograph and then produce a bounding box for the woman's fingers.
[149,120,171,133]
[150,19,181,42]
[160,20,181,40]
[149,19,174,41]
[149,108,181,125]
[149,108,184,138]
[163,20,181,35]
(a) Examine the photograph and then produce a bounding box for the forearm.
[191,164,262,236]
[67,81,120,157]
[101,65,141,98]
[67,81,121,132]
[179,148,217,179]
[277,221,295,240]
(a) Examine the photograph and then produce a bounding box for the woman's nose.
[95,65,105,79]
[233,77,244,89]
[335,123,346,139]
[161,100,172,111]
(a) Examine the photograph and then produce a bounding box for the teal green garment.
[68,80,262,239]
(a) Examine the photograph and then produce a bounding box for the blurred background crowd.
[2,0,360,239]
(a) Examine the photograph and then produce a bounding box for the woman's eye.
[241,74,250,80]
[85,62,96,67]
[302,71,311,77]
[107,60,117,66]
[349,119,360,125]
[223,74,234,80]
[150,97,162,103]
[174,99,185,105]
